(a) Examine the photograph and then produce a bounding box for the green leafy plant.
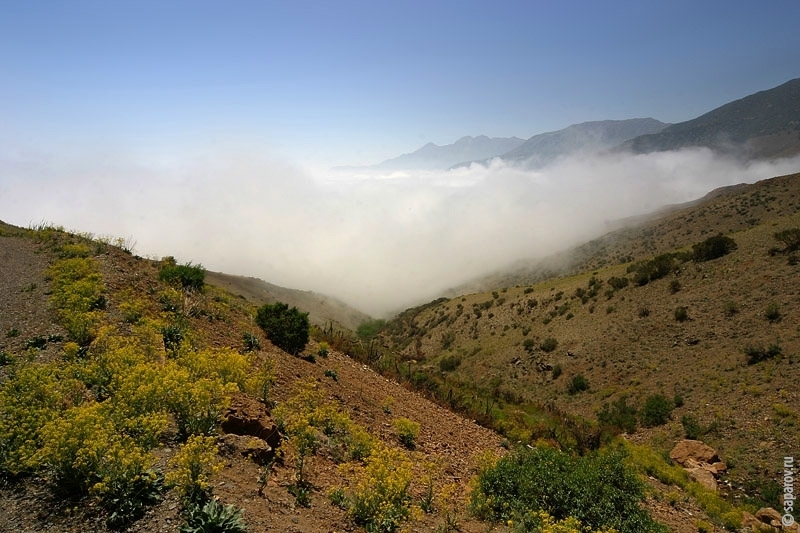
[242,332,260,352]
[179,498,247,533]
[255,302,310,355]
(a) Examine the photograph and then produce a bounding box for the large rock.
[220,433,276,465]
[670,439,720,467]
[687,467,718,491]
[755,508,783,528]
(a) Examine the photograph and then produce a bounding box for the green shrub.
[640,395,673,427]
[723,301,739,317]
[597,396,637,433]
[608,276,629,290]
[674,306,689,322]
[568,374,589,395]
[669,280,681,294]
[439,355,462,372]
[551,364,562,380]
[764,302,782,323]
[392,417,420,449]
[159,261,206,291]
[317,341,330,357]
[255,302,310,355]
[682,415,701,439]
[692,234,737,262]
[744,344,782,365]
[774,228,800,252]
[540,337,558,353]
[522,338,536,353]
[470,445,663,533]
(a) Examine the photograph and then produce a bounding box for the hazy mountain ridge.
[487,118,670,168]
[205,271,370,330]
[335,135,526,172]
[621,77,800,158]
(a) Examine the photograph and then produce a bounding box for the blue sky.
[2,0,799,167]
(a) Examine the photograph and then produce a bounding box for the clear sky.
[2,0,799,168]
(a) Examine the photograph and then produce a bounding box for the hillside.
[375,172,800,522]
[205,271,370,331]
[0,220,748,533]
[621,78,800,159]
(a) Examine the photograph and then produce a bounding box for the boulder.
[670,439,720,467]
[755,508,783,528]
[220,433,275,465]
[687,467,718,491]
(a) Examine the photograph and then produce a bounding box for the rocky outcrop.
[670,439,726,492]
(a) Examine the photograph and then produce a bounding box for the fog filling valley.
[2,148,800,316]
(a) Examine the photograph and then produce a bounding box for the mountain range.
[345,77,800,171]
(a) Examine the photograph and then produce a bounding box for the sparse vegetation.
[597,396,637,433]
[764,302,782,323]
[674,306,689,322]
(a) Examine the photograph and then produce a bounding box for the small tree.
[774,228,800,252]
[255,302,310,355]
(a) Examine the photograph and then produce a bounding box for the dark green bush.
[608,276,629,290]
[439,355,462,372]
[640,394,673,427]
[744,344,782,365]
[470,446,663,533]
[669,280,681,294]
[674,306,689,322]
[692,234,737,262]
[682,415,701,440]
[159,262,206,291]
[522,338,536,353]
[255,302,310,356]
[551,364,562,380]
[774,228,800,252]
[597,396,637,433]
[540,337,558,353]
[568,374,589,395]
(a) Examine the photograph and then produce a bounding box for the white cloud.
[2,145,799,316]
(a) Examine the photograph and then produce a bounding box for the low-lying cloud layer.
[2,147,799,316]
